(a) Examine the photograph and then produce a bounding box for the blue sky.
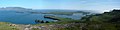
[0,0,120,10]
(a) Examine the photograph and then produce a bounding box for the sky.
[0,0,120,11]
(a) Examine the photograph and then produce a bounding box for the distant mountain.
[0,7,32,10]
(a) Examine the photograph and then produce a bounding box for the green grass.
[0,22,20,30]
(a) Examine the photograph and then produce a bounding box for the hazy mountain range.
[0,7,32,10]
[0,7,105,13]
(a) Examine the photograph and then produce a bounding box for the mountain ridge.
[0,7,32,10]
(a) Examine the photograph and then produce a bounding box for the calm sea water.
[0,10,85,24]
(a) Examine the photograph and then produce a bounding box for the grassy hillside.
[80,9,120,30]
[0,22,20,30]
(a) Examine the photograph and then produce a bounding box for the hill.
[80,9,120,30]
[0,7,32,10]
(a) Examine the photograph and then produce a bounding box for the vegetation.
[80,9,120,30]
[31,28,40,30]
[0,22,20,30]
[35,9,120,30]
[0,9,120,30]
[35,20,50,23]
[42,11,89,15]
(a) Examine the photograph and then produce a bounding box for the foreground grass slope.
[0,22,20,30]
